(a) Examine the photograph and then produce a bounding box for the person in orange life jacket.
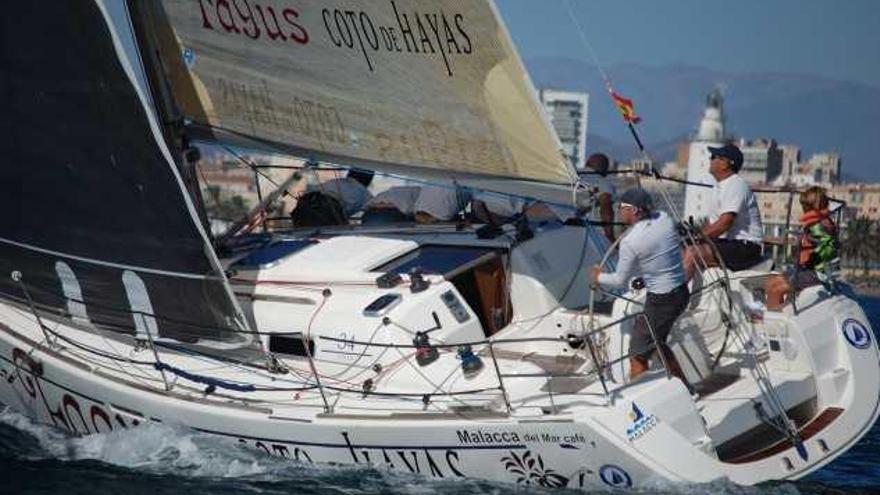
[765,186,839,311]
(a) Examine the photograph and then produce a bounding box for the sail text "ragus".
[322,1,472,77]
[196,0,310,45]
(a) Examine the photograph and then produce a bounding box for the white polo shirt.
[365,186,421,215]
[473,191,525,219]
[712,174,763,244]
[597,211,685,294]
[413,186,469,221]
[317,178,373,216]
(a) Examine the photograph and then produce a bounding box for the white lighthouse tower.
[683,89,727,222]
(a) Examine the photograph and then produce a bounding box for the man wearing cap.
[318,168,374,217]
[683,143,764,280]
[590,188,689,383]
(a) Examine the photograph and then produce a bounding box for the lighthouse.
[683,89,727,222]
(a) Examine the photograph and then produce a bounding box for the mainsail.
[0,2,248,343]
[145,0,576,192]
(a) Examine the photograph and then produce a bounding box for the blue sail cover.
[0,2,246,343]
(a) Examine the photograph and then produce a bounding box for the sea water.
[3,298,880,494]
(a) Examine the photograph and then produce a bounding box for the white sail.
[154,0,575,187]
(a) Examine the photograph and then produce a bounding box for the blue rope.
[154,362,257,392]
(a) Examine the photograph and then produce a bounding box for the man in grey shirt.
[591,188,689,384]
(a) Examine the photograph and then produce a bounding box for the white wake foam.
[0,408,284,478]
[0,408,810,494]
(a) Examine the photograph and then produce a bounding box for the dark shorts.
[714,239,762,271]
[631,284,690,360]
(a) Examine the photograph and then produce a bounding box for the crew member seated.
[319,168,374,217]
[765,186,839,311]
[683,143,764,280]
[290,168,374,227]
[363,184,469,225]
[472,193,519,225]
[412,185,470,224]
[362,185,420,224]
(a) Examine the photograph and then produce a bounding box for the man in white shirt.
[362,184,469,224]
[590,188,689,383]
[315,168,374,216]
[683,144,764,280]
[362,185,420,224]
[471,191,524,225]
[413,185,469,223]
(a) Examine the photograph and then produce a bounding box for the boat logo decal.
[625,402,657,442]
[842,318,872,350]
[182,47,196,69]
[501,450,569,488]
[599,464,632,489]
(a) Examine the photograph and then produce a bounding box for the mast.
[126,0,211,236]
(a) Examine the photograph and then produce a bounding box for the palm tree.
[842,216,877,275]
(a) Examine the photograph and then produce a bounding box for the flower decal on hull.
[501,450,569,488]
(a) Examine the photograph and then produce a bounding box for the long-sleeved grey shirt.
[597,211,685,294]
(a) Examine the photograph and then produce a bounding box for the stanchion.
[11,271,53,346]
[138,312,171,391]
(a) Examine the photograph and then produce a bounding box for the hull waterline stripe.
[194,425,527,451]
[0,236,213,280]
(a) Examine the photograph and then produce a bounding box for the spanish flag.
[611,91,642,124]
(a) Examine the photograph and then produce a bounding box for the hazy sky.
[496,0,880,88]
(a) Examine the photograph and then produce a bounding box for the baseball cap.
[618,188,653,212]
[707,144,744,172]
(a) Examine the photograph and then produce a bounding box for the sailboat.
[0,1,877,489]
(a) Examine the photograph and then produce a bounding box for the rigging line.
[252,279,377,289]
[98,333,165,384]
[563,0,612,90]
[2,286,230,338]
[563,0,650,163]
[222,145,284,191]
[195,160,227,211]
[321,320,388,381]
[94,333,322,391]
[3,285,332,342]
[10,301,493,399]
[0,237,217,281]
[390,346,485,410]
[19,301,430,394]
[200,127,579,208]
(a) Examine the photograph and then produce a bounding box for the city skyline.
[497,0,880,89]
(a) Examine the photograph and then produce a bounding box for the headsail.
[145,0,576,191]
[0,1,249,343]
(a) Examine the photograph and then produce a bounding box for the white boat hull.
[1,289,877,489]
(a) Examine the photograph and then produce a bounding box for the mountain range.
[526,58,880,182]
